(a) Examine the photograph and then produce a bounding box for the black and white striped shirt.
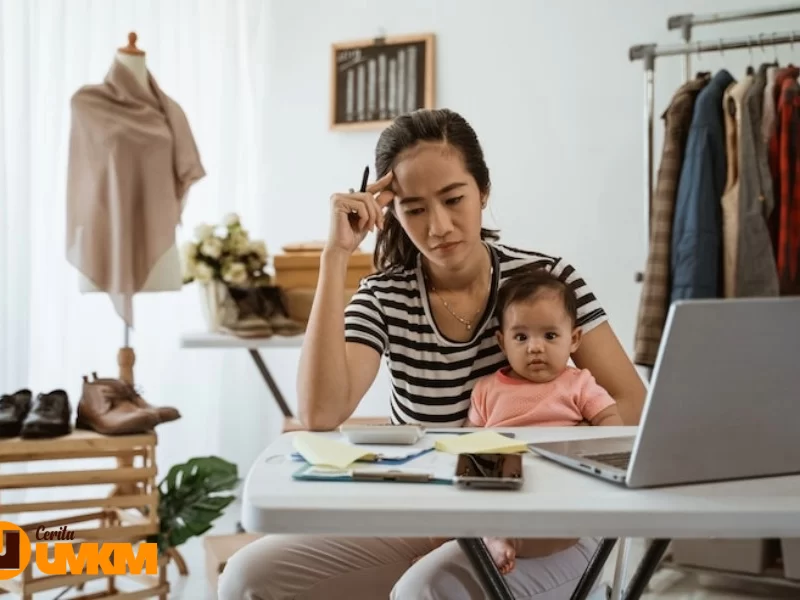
[344,243,607,426]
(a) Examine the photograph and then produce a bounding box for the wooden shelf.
[0,430,156,460]
[0,429,167,599]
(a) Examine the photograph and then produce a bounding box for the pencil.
[359,166,369,193]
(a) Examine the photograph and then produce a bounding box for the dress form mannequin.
[68,31,204,392]
[76,33,186,387]
[77,33,183,297]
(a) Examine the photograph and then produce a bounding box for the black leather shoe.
[0,389,32,438]
[20,390,72,439]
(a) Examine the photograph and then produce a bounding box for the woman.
[219,108,645,600]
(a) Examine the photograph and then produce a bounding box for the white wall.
[249,0,799,425]
[162,0,799,472]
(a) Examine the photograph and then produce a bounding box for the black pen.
[360,165,370,193]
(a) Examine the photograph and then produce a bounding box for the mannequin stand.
[118,325,135,385]
[114,324,190,577]
[115,326,138,495]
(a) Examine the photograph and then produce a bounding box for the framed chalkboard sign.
[330,33,435,131]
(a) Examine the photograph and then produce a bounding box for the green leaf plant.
[146,456,240,555]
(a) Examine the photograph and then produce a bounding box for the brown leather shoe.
[76,376,159,435]
[0,389,32,438]
[20,390,72,439]
[90,373,181,424]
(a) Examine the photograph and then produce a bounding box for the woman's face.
[390,141,486,270]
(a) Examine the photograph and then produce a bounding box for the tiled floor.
[24,504,800,598]
[619,540,800,599]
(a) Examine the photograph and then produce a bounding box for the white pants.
[218,535,601,600]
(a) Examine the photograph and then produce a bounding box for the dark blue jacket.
[670,69,734,302]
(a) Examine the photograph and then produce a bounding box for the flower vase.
[199,281,238,332]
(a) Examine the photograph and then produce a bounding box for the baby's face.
[497,293,581,384]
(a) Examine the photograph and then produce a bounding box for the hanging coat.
[634,74,710,367]
[670,69,733,302]
[734,64,780,297]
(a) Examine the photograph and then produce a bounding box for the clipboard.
[290,446,434,466]
[292,464,453,485]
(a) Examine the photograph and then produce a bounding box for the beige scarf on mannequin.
[66,59,206,328]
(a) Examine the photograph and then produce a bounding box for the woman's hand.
[326,171,394,255]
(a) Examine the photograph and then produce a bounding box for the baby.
[465,268,623,429]
[421,268,623,573]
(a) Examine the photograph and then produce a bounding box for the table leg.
[570,538,618,600]
[621,539,670,600]
[248,349,294,418]
[457,538,515,600]
[610,538,632,599]
[242,349,293,535]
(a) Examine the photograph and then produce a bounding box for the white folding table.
[180,332,304,419]
[180,331,306,534]
[241,426,800,600]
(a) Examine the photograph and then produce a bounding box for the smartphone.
[453,453,524,490]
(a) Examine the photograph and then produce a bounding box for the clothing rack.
[622,9,800,598]
[627,3,800,281]
[667,4,800,80]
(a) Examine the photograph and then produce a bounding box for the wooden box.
[273,249,375,290]
[782,538,800,579]
[273,245,375,324]
[281,288,358,326]
[670,539,773,575]
[0,430,169,599]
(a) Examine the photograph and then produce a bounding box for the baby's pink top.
[467,366,616,427]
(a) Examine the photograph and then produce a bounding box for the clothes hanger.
[771,32,780,66]
[759,33,779,68]
[118,32,145,56]
[746,37,755,76]
[692,41,710,80]
[714,39,736,118]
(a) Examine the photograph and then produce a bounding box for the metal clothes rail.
[627,4,800,278]
[668,4,800,78]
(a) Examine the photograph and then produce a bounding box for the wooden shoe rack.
[0,430,169,599]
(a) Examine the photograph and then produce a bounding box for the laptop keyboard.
[583,451,631,470]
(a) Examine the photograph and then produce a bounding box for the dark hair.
[372,108,499,272]
[495,269,578,329]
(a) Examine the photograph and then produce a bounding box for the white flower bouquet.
[181,213,271,289]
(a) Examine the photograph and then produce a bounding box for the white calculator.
[339,424,425,445]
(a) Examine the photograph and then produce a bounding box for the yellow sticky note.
[434,431,528,455]
[292,433,376,469]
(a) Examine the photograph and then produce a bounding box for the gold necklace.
[427,266,494,331]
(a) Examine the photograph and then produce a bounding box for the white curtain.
[0,0,274,512]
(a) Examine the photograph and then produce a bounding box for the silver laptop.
[528,297,800,489]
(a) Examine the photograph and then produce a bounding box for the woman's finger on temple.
[365,170,394,194]
[375,188,394,209]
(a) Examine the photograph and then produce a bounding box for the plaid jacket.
[634,74,710,367]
